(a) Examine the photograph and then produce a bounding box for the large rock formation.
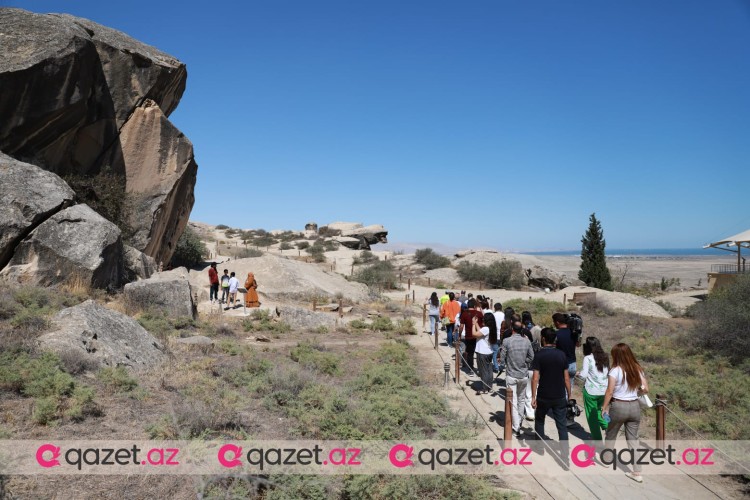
[324,222,388,250]
[526,265,585,291]
[0,8,196,266]
[124,267,196,319]
[0,153,76,270]
[0,204,123,289]
[39,300,166,371]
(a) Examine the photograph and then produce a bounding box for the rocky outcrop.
[39,300,166,371]
[325,222,388,250]
[526,265,585,291]
[123,245,157,281]
[115,99,197,264]
[124,267,196,318]
[0,153,76,270]
[0,204,123,289]
[0,8,196,265]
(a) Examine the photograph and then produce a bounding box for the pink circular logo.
[570,444,596,468]
[36,444,61,468]
[217,444,243,468]
[388,444,414,468]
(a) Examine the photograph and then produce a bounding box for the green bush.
[349,319,369,330]
[170,226,208,268]
[395,318,417,335]
[456,260,524,289]
[692,274,750,364]
[296,241,310,250]
[353,250,378,265]
[215,224,230,230]
[279,242,293,251]
[352,261,398,290]
[502,298,569,327]
[290,342,341,375]
[242,311,292,333]
[253,235,277,248]
[98,366,138,392]
[343,475,517,500]
[371,316,394,331]
[414,248,451,270]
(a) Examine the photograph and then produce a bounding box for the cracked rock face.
[0,152,76,270]
[0,8,196,265]
[0,204,123,289]
[39,300,165,371]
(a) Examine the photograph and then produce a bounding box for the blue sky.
[6,0,750,250]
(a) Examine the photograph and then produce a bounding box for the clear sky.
[6,0,750,250]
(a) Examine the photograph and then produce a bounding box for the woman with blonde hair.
[602,343,649,483]
[244,272,260,308]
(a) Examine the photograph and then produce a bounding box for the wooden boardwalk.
[410,331,733,500]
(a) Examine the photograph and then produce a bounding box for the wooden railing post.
[434,318,439,349]
[504,387,513,443]
[312,299,317,311]
[656,394,666,450]
[422,304,426,328]
[412,290,415,304]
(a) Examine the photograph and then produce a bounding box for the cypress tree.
[579,213,613,290]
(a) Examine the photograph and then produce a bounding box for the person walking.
[226,272,240,308]
[208,263,219,303]
[472,315,495,394]
[602,343,649,483]
[440,292,461,346]
[426,292,440,335]
[491,303,504,373]
[459,298,484,374]
[522,311,541,420]
[220,269,231,304]
[553,312,579,426]
[500,316,535,437]
[577,337,609,443]
[531,328,571,461]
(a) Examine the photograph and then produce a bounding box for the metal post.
[504,387,513,443]
[656,394,666,450]
[444,363,450,387]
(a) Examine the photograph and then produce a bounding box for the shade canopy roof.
[705,229,750,249]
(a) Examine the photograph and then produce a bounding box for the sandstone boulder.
[123,267,196,318]
[39,300,166,371]
[334,236,363,250]
[0,153,75,269]
[0,204,123,289]
[115,99,197,264]
[0,9,196,265]
[325,222,388,250]
[277,306,338,331]
[123,245,157,281]
[525,265,585,291]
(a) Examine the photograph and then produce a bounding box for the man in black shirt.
[531,328,571,460]
[553,312,580,426]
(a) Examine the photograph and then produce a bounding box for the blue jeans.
[446,323,455,345]
[491,343,500,372]
[568,361,577,392]
[429,315,439,334]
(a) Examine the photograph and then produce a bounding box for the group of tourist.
[428,290,649,483]
[207,263,261,309]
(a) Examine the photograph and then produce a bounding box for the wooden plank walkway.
[410,331,730,500]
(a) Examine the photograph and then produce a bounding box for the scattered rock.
[174,335,214,354]
[255,335,271,343]
[0,153,75,269]
[305,222,318,232]
[526,265,585,291]
[422,267,459,286]
[123,267,196,318]
[276,306,337,330]
[0,204,123,289]
[123,245,157,281]
[39,300,165,371]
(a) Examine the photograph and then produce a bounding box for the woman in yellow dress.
[244,272,260,308]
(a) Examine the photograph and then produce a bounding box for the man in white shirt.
[227,272,240,308]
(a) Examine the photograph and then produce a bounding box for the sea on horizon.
[526,248,732,257]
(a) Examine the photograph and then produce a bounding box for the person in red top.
[459,298,484,373]
[208,262,219,303]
